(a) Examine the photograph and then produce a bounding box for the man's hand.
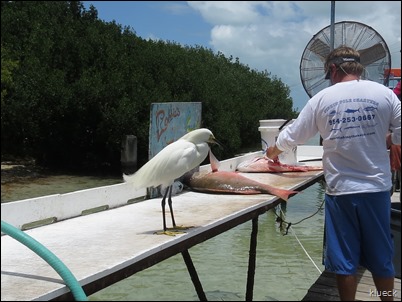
[386,132,393,149]
[390,144,401,171]
[266,145,282,162]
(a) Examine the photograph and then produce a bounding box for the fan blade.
[309,39,330,61]
[358,43,386,66]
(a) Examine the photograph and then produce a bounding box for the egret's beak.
[210,136,224,149]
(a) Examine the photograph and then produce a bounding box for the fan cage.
[300,21,391,98]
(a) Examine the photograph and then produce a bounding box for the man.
[393,80,401,100]
[266,46,401,301]
[390,80,401,196]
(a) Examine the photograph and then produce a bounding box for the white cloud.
[188,1,263,25]
[187,1,401,110]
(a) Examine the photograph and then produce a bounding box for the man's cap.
[325,56,361,79]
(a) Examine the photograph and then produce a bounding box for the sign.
[148,102,202,197]
[149,102,202,159]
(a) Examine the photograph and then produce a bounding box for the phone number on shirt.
[328,114,375,126]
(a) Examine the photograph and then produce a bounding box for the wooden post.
[121,135,137,175]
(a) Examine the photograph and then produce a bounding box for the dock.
[1,147,325,301]
[302,267,401,301]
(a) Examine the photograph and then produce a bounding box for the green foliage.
[1,1,297,173]
[1,46,18,104]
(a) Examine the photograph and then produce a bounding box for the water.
[1,174,122,203]
[2,135,325,300]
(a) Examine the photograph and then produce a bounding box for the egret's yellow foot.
[154,230,185,236]
[153,225,194,236]
[172,225,194,230]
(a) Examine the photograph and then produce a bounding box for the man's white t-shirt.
[276,79,401,195]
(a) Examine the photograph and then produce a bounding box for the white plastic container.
[258,119,297,164]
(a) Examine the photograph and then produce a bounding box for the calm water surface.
[1,174,122,203]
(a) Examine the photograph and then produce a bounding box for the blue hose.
[1,220,88,301]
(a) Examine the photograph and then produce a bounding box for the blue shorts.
[323,191,395,277]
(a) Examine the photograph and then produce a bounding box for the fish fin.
[209,149,220,172]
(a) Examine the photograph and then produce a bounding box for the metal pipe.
[245,216,259,301]
[330,1,335,51]
[182,249,207,301]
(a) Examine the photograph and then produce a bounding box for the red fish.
[236,156,323,173]
[182,151,299,201]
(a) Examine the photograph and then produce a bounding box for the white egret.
[123,128,220,235]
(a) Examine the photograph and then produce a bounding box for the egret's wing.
[157,140,201,181]
[124,140,202,189]
[176,141,209,171]
[124,128,215,189]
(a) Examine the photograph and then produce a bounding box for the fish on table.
[236,156,323,173]
[182,151,299,201]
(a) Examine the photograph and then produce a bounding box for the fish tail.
[275,188,300,201]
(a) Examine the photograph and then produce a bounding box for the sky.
[83,1,401,111]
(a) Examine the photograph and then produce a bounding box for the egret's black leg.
[167,185,176,228]
[155,185,190,236]
[161,185,170,231]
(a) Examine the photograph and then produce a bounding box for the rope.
[274,199,325,235]
[273,201,325,275]
[285,218,323,274]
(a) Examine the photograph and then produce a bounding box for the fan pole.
[330,1,335,52]
[321,1,336,146]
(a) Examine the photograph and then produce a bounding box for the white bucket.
[258,119,297,164]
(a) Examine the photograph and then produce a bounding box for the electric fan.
[300,21,391,97]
